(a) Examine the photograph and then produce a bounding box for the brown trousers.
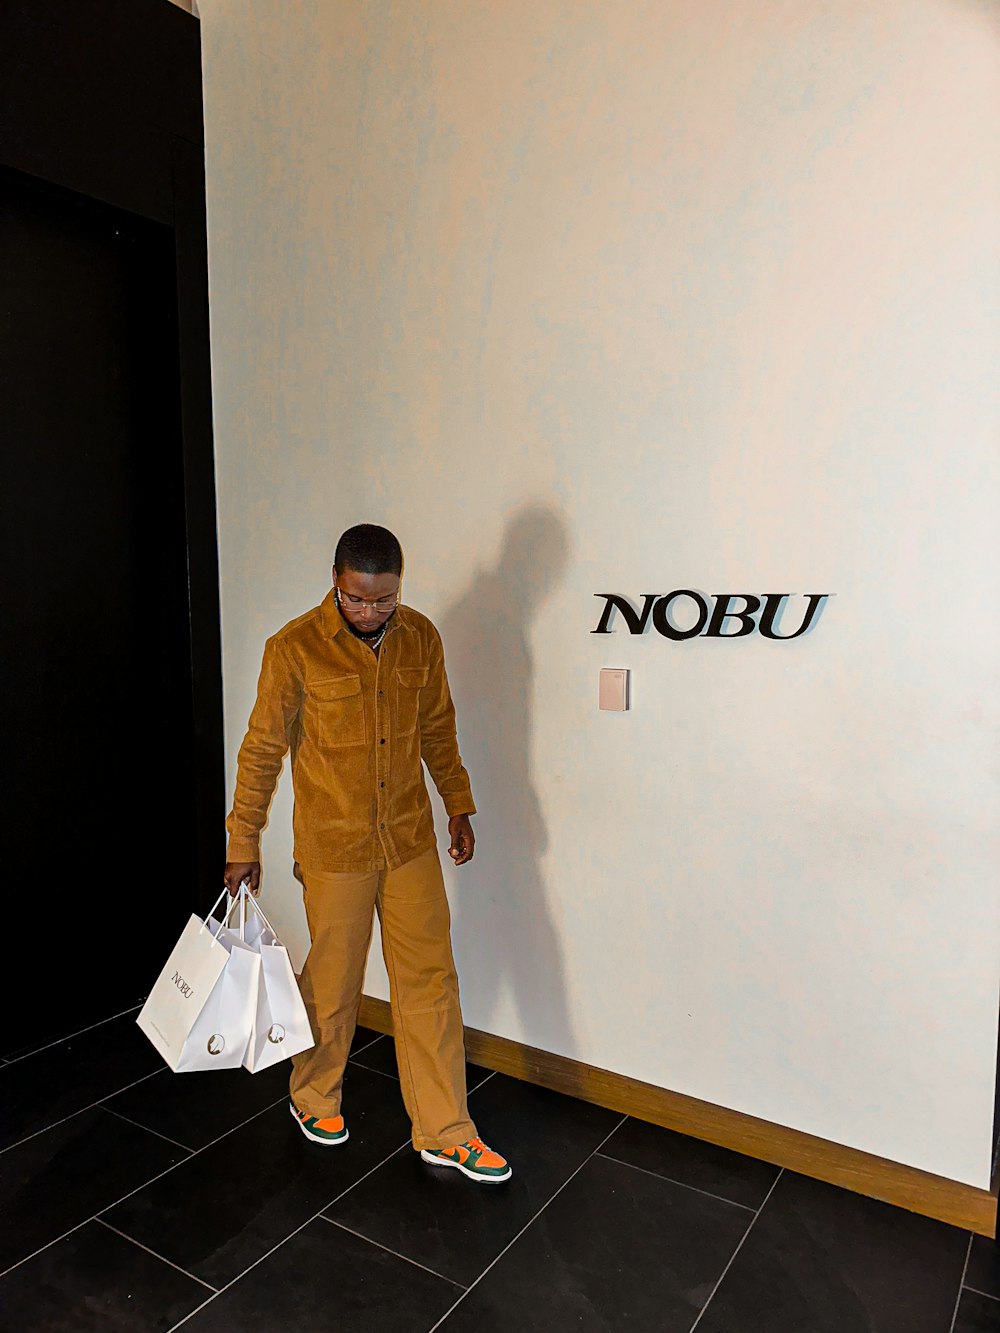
[288,847,477,1151]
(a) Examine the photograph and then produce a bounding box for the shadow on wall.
[439,505,577,1059]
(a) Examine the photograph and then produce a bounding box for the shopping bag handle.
[246,893,279,941]
[203,887,230,931]
[203,884,249,941]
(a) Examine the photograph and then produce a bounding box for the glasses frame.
[335,587,399,614]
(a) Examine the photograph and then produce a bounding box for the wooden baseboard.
[358,995,997,1237]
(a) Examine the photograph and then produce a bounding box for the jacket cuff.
[226,838,261,864]
[443,794,477,817]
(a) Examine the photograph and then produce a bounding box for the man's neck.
[338,606,395,648]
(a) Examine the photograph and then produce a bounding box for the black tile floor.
[1,1008,997,1332]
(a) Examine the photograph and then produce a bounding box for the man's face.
[332,567,401,633]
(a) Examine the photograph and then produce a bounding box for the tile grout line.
[96,1219,218,1293]
[350,1032,387,1058]
[0,1217,96,1283]
[349,1063,495,1093]
[963,1285,1000,1304]
[348,1061,400,1083]
[163,1137,415,1332]
[947,1234,974,1333]
[424,1113,630,1333]
[320,1216,467,1290]
[0,1091,293,1283]
[0,1068,166,1158]
[688,1168,784,1332]
[121,1091,292,1159]
[102,1106,196,1154]
[595,1150,757,1213]
[2,1005,144,1065]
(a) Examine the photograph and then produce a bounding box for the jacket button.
[379,822,385,830]
[379,781,385,788]
[380,737,386,745]
[378,690,384,697]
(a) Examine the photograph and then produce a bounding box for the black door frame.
[1,1,223,898]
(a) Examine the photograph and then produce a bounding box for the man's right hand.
[224,861,261,896]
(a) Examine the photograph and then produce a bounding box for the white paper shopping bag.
[241,897,314,1073]
[137,888,261,1072]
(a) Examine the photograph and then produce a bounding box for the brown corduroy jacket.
[225,591,476,872]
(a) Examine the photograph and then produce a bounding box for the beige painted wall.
[200,0,1000,1187]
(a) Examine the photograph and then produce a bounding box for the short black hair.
[334,524,403,576]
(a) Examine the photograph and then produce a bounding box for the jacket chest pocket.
[396,666,429,737]
[309,675,365,749]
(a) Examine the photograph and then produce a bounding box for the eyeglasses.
[336,589,399,613]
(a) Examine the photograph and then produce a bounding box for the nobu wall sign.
[592,592,830,640]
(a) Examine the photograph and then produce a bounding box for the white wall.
[200,0,1000,1188]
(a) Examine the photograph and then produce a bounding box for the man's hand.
[447,814,475,866]
[224,861,261,896]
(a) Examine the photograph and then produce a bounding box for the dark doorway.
[1,169,198,1043]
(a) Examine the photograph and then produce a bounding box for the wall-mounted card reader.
[599,668,630,711]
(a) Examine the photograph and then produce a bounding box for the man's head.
[332,524,403,635]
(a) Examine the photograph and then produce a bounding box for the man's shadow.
[439,505,577,1059]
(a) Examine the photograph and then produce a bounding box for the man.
[224,524,510,1184]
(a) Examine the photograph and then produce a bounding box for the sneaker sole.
[420,1149,512,1183]
[289,1102,349,1146]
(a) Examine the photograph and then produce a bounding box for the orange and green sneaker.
[289,1101,349,1146]
[420,1137,512,1184]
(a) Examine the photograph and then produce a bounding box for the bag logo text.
[171,970,194,1000]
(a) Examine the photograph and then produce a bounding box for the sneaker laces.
[468,1137,505,1160]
